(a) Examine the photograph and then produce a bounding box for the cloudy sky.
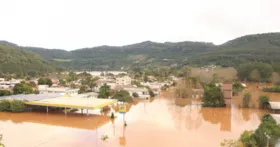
[0,0,279,50]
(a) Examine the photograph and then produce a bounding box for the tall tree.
[98,84,111,98]
[249,69,261,82]
[13,82,33,94]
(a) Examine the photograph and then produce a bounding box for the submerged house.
[222,83,233,107]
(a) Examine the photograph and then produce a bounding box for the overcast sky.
[0,0,280,50]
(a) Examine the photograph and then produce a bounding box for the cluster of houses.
[0,78,23,91]
[93,74,171,99]
[1,71,172,100]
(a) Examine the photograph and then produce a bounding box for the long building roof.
[25,97,118,109]
[0,93,62,101]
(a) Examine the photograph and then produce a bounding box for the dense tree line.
[38,78,53,86]
[237,62,273,82]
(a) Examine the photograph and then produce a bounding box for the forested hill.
[0,41,60,76]
[23,41,215,70]
[2,32,280,72]
[186,33,280,67]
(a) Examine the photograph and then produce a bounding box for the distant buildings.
[116,76,131,86]
[75,71,128,77]
[38,85,79,96]
[122,86,150,99]
[0,78,22,90]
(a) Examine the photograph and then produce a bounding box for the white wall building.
[116,76,131,86]
[123,87,150,99]
[38,85,79,96]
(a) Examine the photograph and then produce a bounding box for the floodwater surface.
[0,90,273,147]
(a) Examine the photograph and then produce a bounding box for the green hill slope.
[24,41,215,70]
[3,32,280,72]
[186,33,280,67]
[0,41,59,76]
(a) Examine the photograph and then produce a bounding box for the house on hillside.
[222,83,233,106]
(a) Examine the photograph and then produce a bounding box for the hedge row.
[0,99,25,112]
[263,86,280,93]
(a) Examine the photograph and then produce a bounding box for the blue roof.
[0,93,62,102]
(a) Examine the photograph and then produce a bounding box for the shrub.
[0,100,11,111]
[203,83,225,107]
[132,92,139,98]
[239,130,256,147]
[239,115,280,147]
[113,90,133,103]
[10,100,25,112]
[242,93,251,108]
[149,90,155,97]
[263,86,280,93]
[259,95,270,109]
[232,82,244,96]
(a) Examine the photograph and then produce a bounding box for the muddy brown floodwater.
[0,88,275,147]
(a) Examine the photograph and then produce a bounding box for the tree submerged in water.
[101,134,109,142]
[220,139,241,147]
[203,83,225,107]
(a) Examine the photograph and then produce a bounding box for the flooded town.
[1,1,280,146]
[1,67,280,147]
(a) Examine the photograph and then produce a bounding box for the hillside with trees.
[0,41,60,77]
[186,33,280,68]
[23,41,215,70]
[1,32,280,73]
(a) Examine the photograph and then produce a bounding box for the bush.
[263,86,280,93]
[113,90,133,103]
[132,92,139,98]
[232,82,244,96]
[259,95,270,109]
[0,100,11,111]
[0,90,11,96]
[10,100,25,112]
[239,115,280,147]
[203,83,225,107]
[242,93,251,108]
[239,130,256,147]
[149,90,155,97]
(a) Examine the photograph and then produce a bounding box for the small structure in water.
[222,83,233,107]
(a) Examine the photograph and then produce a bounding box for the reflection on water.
[0,90,275,147]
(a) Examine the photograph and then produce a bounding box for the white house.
[123,86,150,99]
[140,82,163,94]
[116,76,131,86]
[38,85,79,96]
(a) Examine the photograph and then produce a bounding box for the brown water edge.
[0,87,275,147]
